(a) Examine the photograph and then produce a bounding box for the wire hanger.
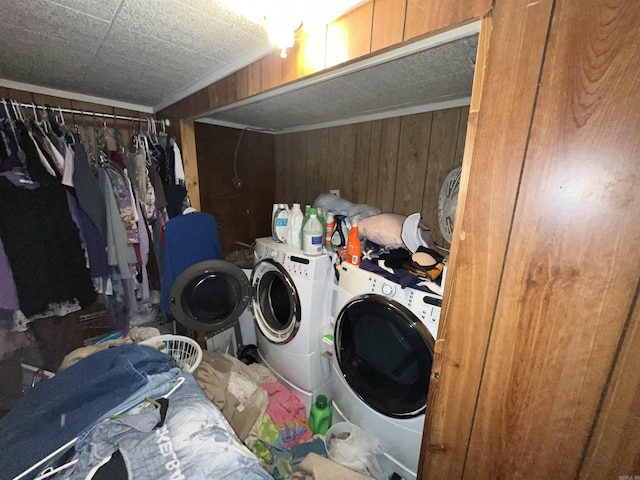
[1,98,10,119]
[11,100,24,122]
[0,99,20,147]
[40,105,51,134]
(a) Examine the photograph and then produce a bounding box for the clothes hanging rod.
[3,100,170,127]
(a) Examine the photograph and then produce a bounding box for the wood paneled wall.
[274,106,468,247]
[0,86,154,151]
[194,123,275,255]
[421,0,640,478]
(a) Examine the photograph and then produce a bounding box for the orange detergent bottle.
[346,215,361,266]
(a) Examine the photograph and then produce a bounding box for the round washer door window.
[251,259,301,344]
[335,294,435,418]
[170,260,250,332]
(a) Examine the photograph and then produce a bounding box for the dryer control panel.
[338,262,443,340]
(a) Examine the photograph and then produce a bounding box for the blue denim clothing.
[0,344,177,480]
[65,373,272,480]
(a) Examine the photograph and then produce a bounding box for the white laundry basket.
[141,334,202,372]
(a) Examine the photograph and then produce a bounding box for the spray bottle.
[325,211,336,245]
[346,214,361,266]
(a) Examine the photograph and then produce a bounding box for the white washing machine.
[330,262,443,480]
[253,237,335,413]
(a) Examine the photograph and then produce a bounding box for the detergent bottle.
[287,203,304,248]
[271,204,289,243]
[346,214,361,266]
[308,394,331,435]
[302,211,323,256]
[300,204,312,248]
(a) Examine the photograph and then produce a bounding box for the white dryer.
[252,237,334,412]
[331,262,443,480]
[168,259,252,352]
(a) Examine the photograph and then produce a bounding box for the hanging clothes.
[0,176,97,317]
[72,138,107,237]
[0,118,24,171]
[1,101,177,336]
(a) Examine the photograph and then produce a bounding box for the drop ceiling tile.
[400,72,473,103]
[47,0,122,21]
[330,94,390,116]
[0,21,93,91]
[115,0,269,61]
[0,0,110,52]
[341,61,419,93]
[82,52,191,105]
[294,78,368,106]
[0,54,86,93]
[82,66,178,105]
[399,39,477,83]
[176,0,268,36]
[97,29,212,85]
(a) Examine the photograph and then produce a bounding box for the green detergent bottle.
[309,394,332,435]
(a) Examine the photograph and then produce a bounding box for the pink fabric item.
[359,213,406,248]
[262,381,312,447]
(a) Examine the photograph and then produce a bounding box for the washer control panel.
[254,237,331,282]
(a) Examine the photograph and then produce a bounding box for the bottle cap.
[316,394,327,409]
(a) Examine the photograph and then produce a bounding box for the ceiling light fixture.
[265,8,303,58]
[220,0,367,59]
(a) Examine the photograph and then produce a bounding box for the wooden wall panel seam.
[418,113,436,216]
[402,0,408,40]
[576,276,640,477]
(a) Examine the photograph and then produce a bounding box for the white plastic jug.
[302,213,323,256]
[272,203,289,243]
[287,203,304,248]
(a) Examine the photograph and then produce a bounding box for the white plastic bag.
[313,194,380,223]
[326,422,386,479]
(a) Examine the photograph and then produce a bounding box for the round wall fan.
[438,166,462,244]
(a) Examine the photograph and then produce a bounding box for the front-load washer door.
[170,260,250,332]
[335,293,435,419]
[251,259,301,344]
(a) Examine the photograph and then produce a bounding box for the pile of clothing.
[0,343,271,480]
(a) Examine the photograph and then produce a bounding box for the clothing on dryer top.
[161,212,223,313]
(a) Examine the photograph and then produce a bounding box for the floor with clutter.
[0,193,446,480]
